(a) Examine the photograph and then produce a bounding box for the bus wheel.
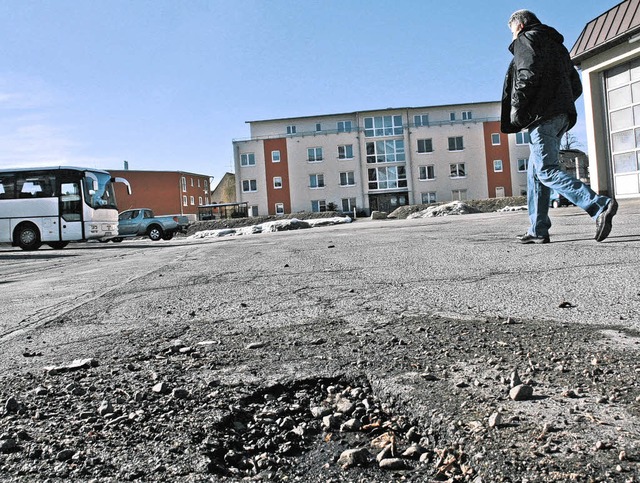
[16,224,42,251]
[47,241,69,250]
[162,231,174,240]
[148,225,163,241]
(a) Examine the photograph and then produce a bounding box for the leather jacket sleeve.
[510,34,539,129]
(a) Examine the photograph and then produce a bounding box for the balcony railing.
[232,117,500,142]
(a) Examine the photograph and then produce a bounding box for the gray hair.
[508,10,541,27]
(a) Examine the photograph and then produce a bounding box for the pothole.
[202,376,460,480]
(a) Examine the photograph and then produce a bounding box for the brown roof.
[571,0,640,63]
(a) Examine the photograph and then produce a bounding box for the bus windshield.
[84,171,117,210]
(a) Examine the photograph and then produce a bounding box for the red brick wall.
[483,122,512,197]
[109,170,211,216]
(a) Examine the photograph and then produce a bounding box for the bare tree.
[560,131,582,150]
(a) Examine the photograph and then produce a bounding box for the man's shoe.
[595,199,618,242]
[517,233,550,244]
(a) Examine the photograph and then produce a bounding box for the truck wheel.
[111,237,123,243]
[16,223,42,251]
[47,241,69,250]
[148,225,163,241]
[552,200,560,208]
[162,231,174,241]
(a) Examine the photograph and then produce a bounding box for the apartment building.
[233,101,531,216]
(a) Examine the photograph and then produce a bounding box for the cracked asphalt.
[0,199,639,481]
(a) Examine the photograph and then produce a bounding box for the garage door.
[607,58,640,197]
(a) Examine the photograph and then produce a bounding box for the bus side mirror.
[113,177,132,195]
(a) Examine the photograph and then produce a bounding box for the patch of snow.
[188,216,352,240]
[407,201,481,218]
[498,206,527,212]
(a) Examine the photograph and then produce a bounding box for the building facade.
[108,169,212,220]
[232,101,531,216]
[571,0,640,198]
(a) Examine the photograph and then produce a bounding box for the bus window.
[0,176,14,199]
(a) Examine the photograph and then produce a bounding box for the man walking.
[501,9,617,244]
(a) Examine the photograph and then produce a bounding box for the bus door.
[58,180,84,240]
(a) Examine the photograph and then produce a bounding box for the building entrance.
[368,192,409,213]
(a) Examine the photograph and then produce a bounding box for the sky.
[0,0,620,189]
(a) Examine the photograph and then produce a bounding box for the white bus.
[0,166,131,251]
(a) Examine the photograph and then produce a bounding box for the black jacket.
[500,23,582,134]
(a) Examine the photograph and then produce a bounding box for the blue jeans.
[526,114,610,237]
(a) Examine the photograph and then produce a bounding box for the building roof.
[571,0,640,64]
[245,100,500,124]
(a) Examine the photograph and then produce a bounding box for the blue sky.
[0,1,618,188]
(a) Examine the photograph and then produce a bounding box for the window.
[366,140,405,163]
[181,177,186,192]
[190,196,195,205]
[197,179,201,188]
[450,163,466,178]
[368,166,407,190]
[275,203,284,215]
[517,158,528,172]
[419,165,435,180]
[286,125,297,135]
[496,187,506,197]
[337,120,352,133]
[273,177,283,189]
[450,112,456,121]
[198,196,203,205]
[316,123,322,132]
[204,180,208,189]
[308,147,323,162]
[309,174,325,188]
[414,114,429,127]
[190,178,194,187]
[462,111,472,120]
[250,206,259,217]
[311,200,326,212]
[182,195,187,206]
[516,132,530,145]
[338,144,353,159]
[493,160,503,172]
[421,192,436,204]
[341,197,356,212]
[491,133,501,145]
[205,197,209,204]
[448,136,464,151]
[272,150,281,162]
[452,189,467,201]
[363,115,403,137]
[242,179,257,192]
[241,153,256,166]
[417,139,433,153]
[340,171,355,186]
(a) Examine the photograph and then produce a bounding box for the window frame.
[339,171,355,187]
[273,176,283,189]
[449,163,466,178]
[309,173,325,189]
[240,153,256,167]
[242,179,258,193]
[414,114,429,127]
[307,147,323,162]
[491,133,501,145]
[517,158,529,172]
[493,159,503,172]
[448,136,464,151]
[271,150,281,163]
[419,165,436,181]
[417,138,433,153]
[515,132,531,145]
[338,144,353,159]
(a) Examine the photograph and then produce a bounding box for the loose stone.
[509,384,533,401]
